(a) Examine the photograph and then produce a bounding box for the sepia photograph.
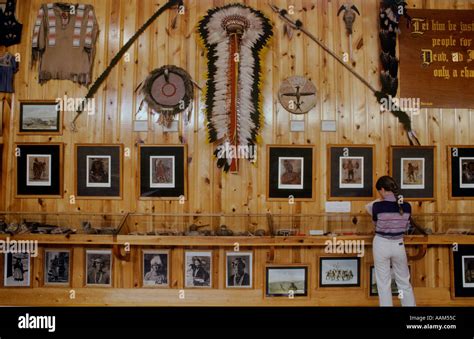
[150,156,175,188]
[320,258,360,287]
[278,157,304,189]
[339,156,364,188]
[142,250,169,287]
[44,250,70,285]
[86,156,111,188]
[460,157,474,189]
[401,158,425,189]
[184,251,212,288]
[4,253,30,287]
[86,250,112,286]
[26,154,51,186]
[19,101,60,133]
[462,255,474,288]
[266,266,308,297]
[226,252,252,288]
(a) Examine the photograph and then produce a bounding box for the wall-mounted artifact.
[0,52,19,93]
[139,65,194,127]
[15,143,63,198]
[198,3,273,172]
[278,76,317,114]
[267,145,314,201]
[319,257,360,287]
[32,3,98,86]
[85,249,112,287]
[337,3,360,61]
[226,251,252,289]
[390,146,436,201]
[448,146,474,200]
[327,145,375,200]
[44,249,71,286]
[81,221,116,235]
[142,250,170,288]
[19,101,61,135]
[0,0,22,47]
[184,251,212,288]
[75,144,123,199]
[265,266,308,297]
[138,145,187,199]
[451,245,474,298]
[4,252,30,287]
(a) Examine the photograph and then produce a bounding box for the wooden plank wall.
[0,0,473,306]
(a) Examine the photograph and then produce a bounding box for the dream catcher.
[138,65,194,127]
[198,3,273,172]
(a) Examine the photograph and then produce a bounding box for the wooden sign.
[399,9,474,108]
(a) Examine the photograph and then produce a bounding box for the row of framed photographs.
[14,143,474,200]
[5,248,474,298]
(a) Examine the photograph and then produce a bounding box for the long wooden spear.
[71,0,182,128]
[268,3,420,145]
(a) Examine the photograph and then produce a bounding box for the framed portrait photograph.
[265,266,308,297]
[390,146,435,200]
[85,250,112,287]
[267,145,314,201]
[16,143,63,197]
[44,249,70,286]
[319,257,360,287]
[4,252,31,287]
[448,146,474,199]
[451,245,474,298]
[226,252,253,289]
[139,145,187,199]
[328,145,375,200]
[19,101,61,134]
[184,251,212,288]
[369,265,411,297]
[75,144,123,198]
[142,250,169,288]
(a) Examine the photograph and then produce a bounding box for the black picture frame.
[328,145,374,200]
[449,146,474,199]
[319,257,361,287]
[75,144,122,198]
[139,145,187,199]
[267,145,314,200]
[19,101,61,134]
[265,266,308,297]
[390,146,435,200]
[452,245,474,298]
[16,143,62,197]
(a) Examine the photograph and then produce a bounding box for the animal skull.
[337,3,360,35]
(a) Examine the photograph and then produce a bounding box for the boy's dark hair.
[376,175,404,215]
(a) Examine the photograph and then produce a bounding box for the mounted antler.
[337,3,360,35]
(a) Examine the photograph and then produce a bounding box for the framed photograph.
[15,143,63,197]
[267,145,314,201]
[139,145,187,199]
[390,146,435,200]
[184,251,212,288]
[319,257,360,287]
[4,253,31,287]
[142,250,170,288]
[368,265,411,297]
[265,266,308,297]
[451,245,474,297]
[328,145,375,200]
[44,249,70,286]
[85,250,112,287]
[75,144,123,198]
[448,146,474,199]
[19,101,61,134]
[226,252,253,289]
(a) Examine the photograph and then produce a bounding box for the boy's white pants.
[373,235,416,307]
